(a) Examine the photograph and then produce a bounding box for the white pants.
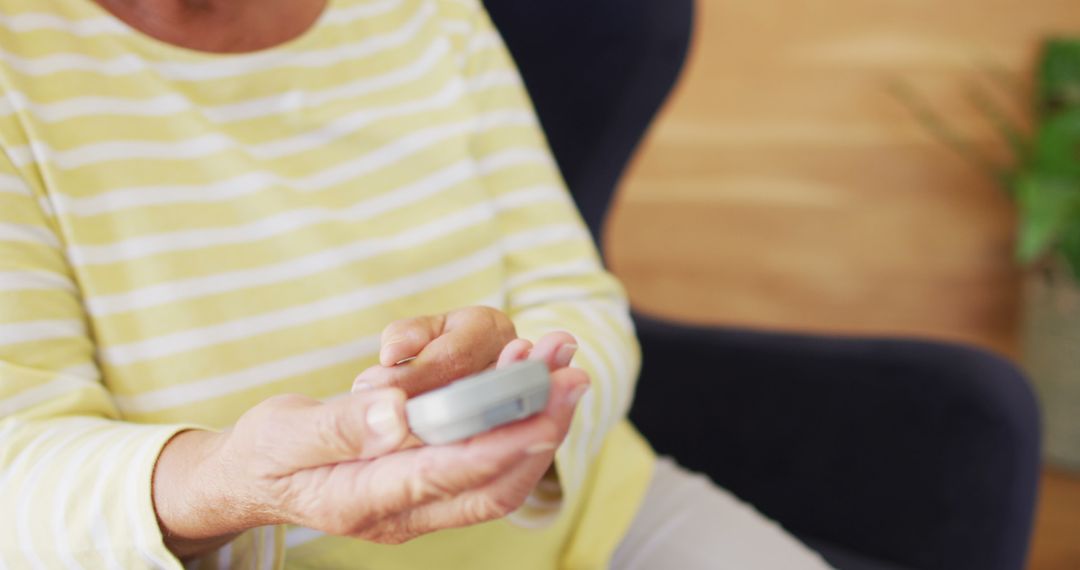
[610,457,834,570]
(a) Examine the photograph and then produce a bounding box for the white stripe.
[475,147,554,174]
[457,30,502,68]
[0,51,147,77]
[0,38,449,124]
[574,306,631,455]
[0,174,29,195]
[202,39,450,123]
[515,307,604,493]
[0,319,85,347]
[511,286,600,308]
[3,91,191,122]
[69,152,478,265]
[466,70,521,92]
[463,30,502,58]
[0,374,96,417]
[501,223,588,253]
[58,170,279,217]
[442,0,481,8]
[569,389,596,493]
[16,427,96,570]
[245,79,467,161]
[88,180,555,316]
[116,335,378,413]
[10,103,529,173]
[127,436,183,569]
[516,298,634,458]
[440,20,472,36]
[0,223,60,248]
[52,430,117,570]
[102,246,500,367]
[57,114,538,219]
[325,0,404,24]
[0,421,95,491]
[566,344,610,473]
[0,417,23,442]
[35,196,55,218]
[504,259,600,291]
[66,114,535,265]
[0,13,127,36]
[284,527,324,549]
[14,133,234,170]
[491,184,565,211]
[58,362,100,381]
[0,1,428,80]
[9,90,532,169]
[0,270,76,293]
[4,141,45,169]
[86,158,548,315]
[87,430,143,570]
[594,296,635,334]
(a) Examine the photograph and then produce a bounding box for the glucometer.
[405,360,551,445]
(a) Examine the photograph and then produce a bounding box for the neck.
[94,0,328,54]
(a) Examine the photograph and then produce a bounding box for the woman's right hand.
[152,351,589,559]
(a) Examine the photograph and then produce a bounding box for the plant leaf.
[1032,109,1080,177]
[888,80,1006,183]
[1015,172,1080,263]
[1038,39,1080,118]
[1059,217,1080,282]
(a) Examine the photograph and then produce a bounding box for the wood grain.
[604,1,1080,568]
[608,0,1080,358]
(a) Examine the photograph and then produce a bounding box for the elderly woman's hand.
[351,306,580,396]
[152,324,588,559]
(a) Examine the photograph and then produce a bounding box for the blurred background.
[602,1,1080,569]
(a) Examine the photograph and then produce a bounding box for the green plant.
[893,38,1080,281]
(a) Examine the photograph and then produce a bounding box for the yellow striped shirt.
[0,0,653,568]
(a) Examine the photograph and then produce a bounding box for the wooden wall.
[607,0,1080,359]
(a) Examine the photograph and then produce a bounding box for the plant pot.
[1023,269,1080,470]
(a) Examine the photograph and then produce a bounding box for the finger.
[356,308,517,396]
[359,453,544,543]
[354,334,526,394]
[527,331,579,371]
[353,367,589,540]
[496,338,532,368]
[379,315,445,367]
[270,388,409,470]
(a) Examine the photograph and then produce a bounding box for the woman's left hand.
[353,306,578,397]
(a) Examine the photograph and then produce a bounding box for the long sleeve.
[449,1,643,503]
[0,150,282,570]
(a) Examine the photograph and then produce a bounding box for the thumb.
[292,388,409,466]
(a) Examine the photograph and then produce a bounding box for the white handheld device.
[405,360,551,445]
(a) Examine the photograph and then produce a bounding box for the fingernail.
[394,356,416,366]
[565,384,589,407]
[380,336,407,364]
[352,381,374,393]
[366,396,404,442]
[554,344,578,368]
[525,441,557,455]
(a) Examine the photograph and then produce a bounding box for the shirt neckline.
[77,0,337,60]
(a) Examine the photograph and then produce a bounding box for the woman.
[0,0,830,567]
